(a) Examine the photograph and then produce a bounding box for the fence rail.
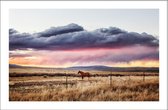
[9,72,159,89]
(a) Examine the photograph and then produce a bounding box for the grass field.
[9,67,159,101]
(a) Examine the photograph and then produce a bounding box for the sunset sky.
[9,9,159,67]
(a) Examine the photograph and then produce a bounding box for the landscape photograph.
[9,9,159,101]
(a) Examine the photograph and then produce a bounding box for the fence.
[63,72,159,89]
[9,71,159,89]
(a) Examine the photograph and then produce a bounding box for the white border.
[1,1,167,110]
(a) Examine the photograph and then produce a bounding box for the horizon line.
[9,64,159,68]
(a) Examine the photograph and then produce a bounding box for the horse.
[77,70,90,80]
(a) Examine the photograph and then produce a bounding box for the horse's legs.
[82,76,83,80]
[88,76,90,80]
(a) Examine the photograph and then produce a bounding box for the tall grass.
[9,76,159,101]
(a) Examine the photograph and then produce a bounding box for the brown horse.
[78,70,90,80]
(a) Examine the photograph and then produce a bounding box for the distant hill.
[66,65,159,72]
[9,64,159,72]
[9,64,23,68]
[67,65,112,71]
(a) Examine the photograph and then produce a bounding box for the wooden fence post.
[143,72,145,82]
[110,73,112,87]
[128,75,130,84]
[65,72,68,89]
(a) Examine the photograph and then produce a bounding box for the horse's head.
[78,70,81,74]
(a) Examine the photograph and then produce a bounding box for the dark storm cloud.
[9,23,159,50]
[9,28,18,35]
[36,23,84,37]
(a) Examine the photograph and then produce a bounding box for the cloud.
[98,51,159,63]
[11,46,158,66]
[9,28,18,35]
[36,23,84,37]
[9,52,32,58]
[9,23,159,50]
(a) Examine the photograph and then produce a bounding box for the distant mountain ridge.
[9,64,159,72]
[66,65,159,72]
[9,64,23,68]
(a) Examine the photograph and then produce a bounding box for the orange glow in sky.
[9,46,159,68]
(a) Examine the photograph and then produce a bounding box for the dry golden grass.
[9,75,159,101]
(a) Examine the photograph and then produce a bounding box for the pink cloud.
[10,45,158,67]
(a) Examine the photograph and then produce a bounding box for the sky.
[9,9,159,67]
